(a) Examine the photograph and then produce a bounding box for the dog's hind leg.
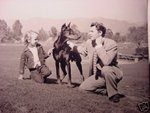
[66,62,74,88]
[72,52,85,82]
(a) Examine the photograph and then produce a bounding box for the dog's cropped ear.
[68,22,71,27]
[62,23,66,27]
[61,23,66,31]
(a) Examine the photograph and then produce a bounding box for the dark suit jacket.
[19,43,49,74]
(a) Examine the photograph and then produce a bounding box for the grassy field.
[0,44,149,113]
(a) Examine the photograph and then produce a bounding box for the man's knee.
[79,84,94,92]
[79,80,93,91]
[101,66,111,76]
[79,76,100,91]
[41,66,52,77]
[79,82,88,90]
[46,70,52,76]
[36,79,44,83]
[31,75,44,83]
[101,66,123,82]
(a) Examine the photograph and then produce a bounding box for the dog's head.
[54,23,81,49]
[60,23,80,41]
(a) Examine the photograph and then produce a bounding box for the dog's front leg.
[55,61,61,84]
[66,62,71,85]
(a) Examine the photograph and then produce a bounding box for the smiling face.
[27,32,39,47]
[88,26,101,40]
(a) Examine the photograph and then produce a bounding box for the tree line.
[0,19,148,44]
[0,19,23,43]
[105,25,148,44]
[0,19,58,43]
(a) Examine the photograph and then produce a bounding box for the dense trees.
[12,20,23,41]
[38,28,49,41]
[0,19,148,45]
[0,19,23,43]
[127,25,148,43]
[0,20,9,42]
[105,28,113,39]
[49,26,58,40]
[105,24,148,44]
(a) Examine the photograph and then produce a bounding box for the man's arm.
[67,41,88,56]
[47,47,54,56]
[95,40,117,66]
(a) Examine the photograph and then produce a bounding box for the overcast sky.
[0,0,148,23]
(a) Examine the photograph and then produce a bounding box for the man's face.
[88,26,100,40]
[29,33,38,46]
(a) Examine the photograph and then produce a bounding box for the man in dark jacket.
[18,30,51,83]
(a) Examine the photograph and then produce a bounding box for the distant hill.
[6,17,146,35]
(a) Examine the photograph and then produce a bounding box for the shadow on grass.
[23,77,58,84]
[45,78,57,84]
[51,81,81,88]
[72,82,80,87]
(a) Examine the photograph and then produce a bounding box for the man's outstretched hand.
[48,48,54,56]
[67,41,75,49]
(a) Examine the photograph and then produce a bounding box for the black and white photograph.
[0,0,149,113]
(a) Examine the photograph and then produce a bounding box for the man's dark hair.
[90,22,106,37]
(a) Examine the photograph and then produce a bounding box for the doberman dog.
[52,23,84,87]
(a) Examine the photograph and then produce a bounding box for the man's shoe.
[95,89,107,96]
[118,93,125,98]
[109,94,120,103]
[44,78,47,83]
